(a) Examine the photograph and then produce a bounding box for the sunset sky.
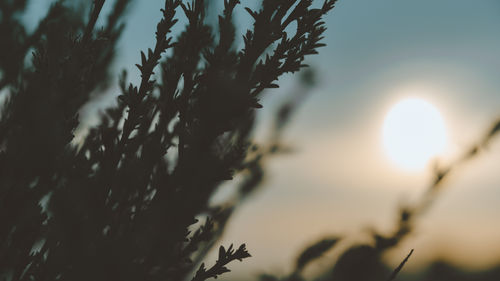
[23,0,500,278]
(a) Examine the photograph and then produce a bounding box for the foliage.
[0,0,335,281]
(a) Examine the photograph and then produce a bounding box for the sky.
[22,0,500,278]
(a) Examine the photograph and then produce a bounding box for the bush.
[0,1,335,280]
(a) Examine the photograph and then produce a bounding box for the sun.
[382,98,447,170]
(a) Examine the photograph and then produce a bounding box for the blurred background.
[22,0,500,279]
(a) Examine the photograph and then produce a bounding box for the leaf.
[140,51,147,65]
[219,245,226,259]
[244,7,257,20]
[296,237,340,271]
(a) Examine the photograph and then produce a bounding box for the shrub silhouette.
[0,0,336,281]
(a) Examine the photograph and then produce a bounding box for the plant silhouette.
[256,118,500,281]
[0,1,336,281]
[4,1,497,281]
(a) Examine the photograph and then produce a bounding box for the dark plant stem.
[82,0,106,44]
[386,249,414,281]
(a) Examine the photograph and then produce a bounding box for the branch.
[82,0,106,44]
[191,244,251,281]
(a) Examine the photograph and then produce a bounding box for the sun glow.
[382,98,447,170]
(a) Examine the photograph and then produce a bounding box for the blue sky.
[21,0,500,277]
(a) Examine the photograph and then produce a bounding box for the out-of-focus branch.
[378,118,500,251]
[82,0,105,44]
